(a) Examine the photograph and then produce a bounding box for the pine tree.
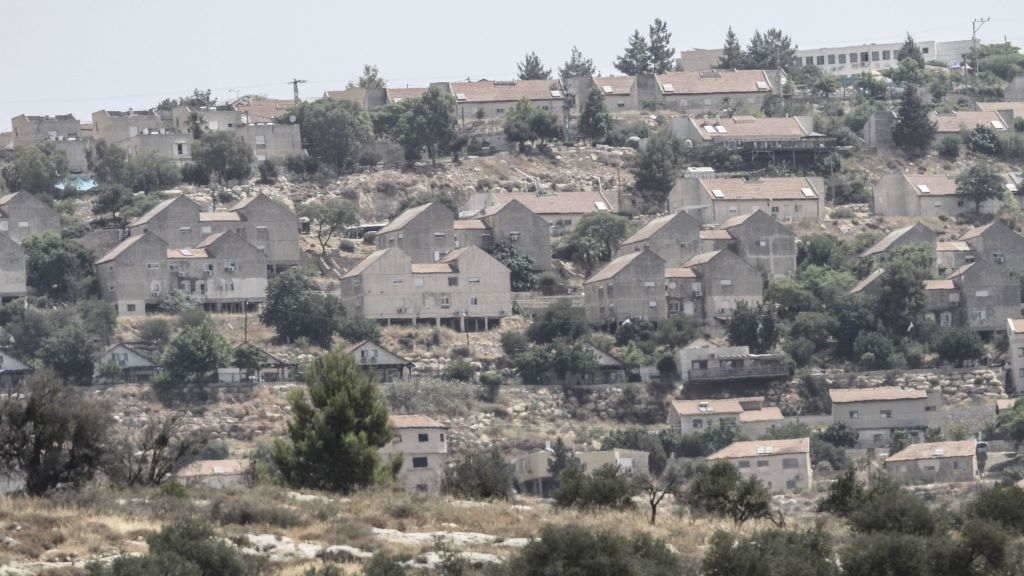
[719,27,744,69]
[647,18,675,73]
[631,129,678,211]
[350,64,385,89]
[746,28,796,70]
[897,34,925,67]
[891,85,936,158]
[956,163,1005,213]
[517,52,551,80]
[614,30,651,75]
[578,88,612,144]
[559,46,596,83]
[272,349,392,492]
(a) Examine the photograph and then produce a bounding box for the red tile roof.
[656,69,774,95]
[449,79,564,103]
[708,438,809,459]
[698,177,819,200]
[828,386,928,403]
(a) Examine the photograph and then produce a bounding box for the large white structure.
[794,39,973,76]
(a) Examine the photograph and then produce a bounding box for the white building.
[794,39,972,76]
[381,414,449,494]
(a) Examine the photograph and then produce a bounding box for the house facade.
[885,440,978,484]
[675,341,788,385]
[669,176,825,224]
[707,438,813,493]
[673,249,764,326]
[668,115,826,153]
[860,223,937,259]
[0,192,61,243]
[233,123,303,161]
[616,211,702,266]
[478,190,616,238]
[945,259,1020,333]
[873,173,1001,218]
[92,110,165,144]
[584,249,666,325]
[376,203,456,263]
[380,415,448,494]
[0,233,26,301]
[449,79,566,125]
[960,220,1024,277]
[345,340,414,383]
[793,39,972,76]
[10,114,79,146]
[1007,318,1024,395]
[829,386,938,448]
[478,199,552,270]
[95,342,160,383]
[717,209,798,277]
[339,246,512,331]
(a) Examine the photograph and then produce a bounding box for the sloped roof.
[378,203,435,234]
[167,248,208,259]
[655,69,773,95]
[665,267,697,279]
[621,213,679,245]
[592,76,636,96]
[930,110,1008,133]
[905,174,957,196]
[947,262,976,279]
[453,219,488,230]
[698,177,819,200]
[924,279,956,290]
[101,342,159,366]
[343,249,390,278]
[199,212,242,222]
[959,221,997,241]
[672,398,744,416]
[386,87,429,102]
[936,240,972,252]
[699,229,734,241]
[691,116,813,140]
[682,250,722,268]
[976,101,1024,115]
[708,438,810,460]
[449,79,563,103]
[344,340,412,366]
[130,194,192,227]
[233,97,295,123]
[849,268,885,295]
[584,251,643,283]
[96,234,146,264]
[411,263,454,274]
[390,414,445,429]
[195,231,227,249]
[860,224,929,257]
[828,386,928,403]
[738,406,784,423]
[485,190,614,216]
[886,440,976,462]
[1009,318,1024,334]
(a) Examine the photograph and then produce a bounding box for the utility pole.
[971,17,991,76]
[290,78,307,103]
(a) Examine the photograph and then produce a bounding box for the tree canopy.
[517,52,551,80]
[288,98,373,170]
[559,46,596,82]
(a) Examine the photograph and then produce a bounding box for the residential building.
[677,48,725,72]
[960,220,1024,276]
[169,106,243,133]
[96,233,168,316]
[860,223,937,259]
[230,343,295,382]
[674,340,788,385]
[828,386,938,448]
[449,79,565,125]
[380,415,448,494]
[670,249,763,326]
[576,449,650,476]
[668,396,763,432]
[716,209,798,277]
[345,340,414,383]
[511,447,650,497]
[546,344,628,386]
[0,192,61,243]
[930,110,1012,134]
[707,438,813,493]
[669,115,829,154]
[129,192,299,271]
[885,440,978,484]
[654,70,779,113]
[0,349,33,390]
[479,190,617,238]
[935,241,975,276]
[0,233,26,301]
[95,342,160,383]
[376,203,456,263]
[231,96,296,124]
[738,406,787,439]
[92,110,165,144]
[873,173,1001,218]
[579,76,638,111]
[323,87,388,110]
[1007,318,1024,395]
[923,277,961,328]
[793,39,972,76]
[584,248,666,325]
[339,246,512,331]
[10,114,80,146]
[944,259,1020,333]
[175,459,251,489]
[233,123,303,161]
[123,132,193,164]
[616,211,702,265]
[476,199,552,270]
[849,268,886,298]
[385,87,429,104]
[976,101,1024,118]
[669,176,825,224]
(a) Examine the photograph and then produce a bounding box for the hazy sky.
[2,0,1022,130]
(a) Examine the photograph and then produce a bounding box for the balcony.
[688,363,789,383]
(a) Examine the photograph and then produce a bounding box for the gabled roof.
[671,398,744,416]
[936,240,972,252]
[584,251,644,284]
[232,97,295,123]
[130,194,195,227]
[621,212,697,245]
[655,69,774,95]
[0,349,33,373]
[946,262,976,279]
[887,440,976,462]
[708,438,810,460]
[389,414,445,429]
[828,386,928,403]
[959,221,998,241]
[343,249,391,278]
[386,87,429,103]
[682,250,722,268]
[96,234,146,264]
[849,268,885,295]
[738,406,784,423]
[904,174,957,196]
[344,340,413,366]
[453,219,488,230]
[699,229,734,241]
[924,279,956,291]
[698,177,819,200]
[690,116,814,140]
[860,223,933,257]
[167,247,208,259]
[195,231,227,249]
[449,79,564,103]
[100,342,159,366]
[930,110,1008,133]
[592,76,636,96]
[484,190,614,216]
[665,267,697,279]
[378,203,437,234]
[1008,318,1024,334]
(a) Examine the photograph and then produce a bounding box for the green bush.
[444,447,514,500]
[210,492,305,528]
[502,524,682,576]
[966,125,1002,155]
[784,337,815,367]
[937,135,960,159]
[443,359,475,382]
[554,461,638,510]
[87,520,257,576]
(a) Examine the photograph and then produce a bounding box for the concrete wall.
[124,133,193,164]
[885,455,976,485]
[98,234,168,316]
[380,426,448,494]
[958,260,1019,333]
[728,211,798,278]
[11,115,79,146]
[232,194,301,268]
[0,192,61,243]
[717,452,812,493]
[130,196,203,247]
[484,200,552,270]
[831,397,931,448]
[1009,328,1024,395]
[93,111,165,144]
[377,204,455,263]
[617,212,702,266]
[0,235,26,299]
[697,250,763,324]
[233,124,303,161]
[964,222,1024,277]
[585,250,666,324]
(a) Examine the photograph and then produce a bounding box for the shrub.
[854,331,894,369]
[503,524,681,576]
[966,125,1002,155]
[938,135,961,159]
[180,162,210,185]
[443,359,475,382]
[88,520,255,576]
[210,492,305,528]
[784,337,816,367]
[847,478,936,535]
[969,484,1024,533]
[444,447,514,500]
[703,529,836,576]
[139,318,172,345]
[935,326,984,367]
[257,159,278,184]
[479,372,502,402]
[554,461,638,510]
[500,331,529,356]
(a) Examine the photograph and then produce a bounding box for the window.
[255,227,269,242]
[412,457,429,468]
[669,301,681,312]
[737,460,751,468]
[880,409,892,419]
[805,56,814,66]
[415,278,424,287]
[433,232,446,238]
[126,304,136,313]
[786,478,798,489]
[439,295,450,308]
[496,108,505,114]
[179,226,191,239]
[993,252,1006,264]
[253,135,266,145]
[882,50,891,60]
[617,103,625,108]
[468,277,480,284]
[849,410,860,419]
[756,460,769,468]
[448,277,458,287]
[470,297,479,306]
[975,290,990,298]
[649,300,657,308]
[782,458,799,469]
[922,47,930,54]
[971,310,988,322]
[771,206,780,214]
[418,433,429,442]
[816,55,825,65]
[146,262,160,271]
[838,54,847,64]
[827,54,836,64]
[757,239,768,247]
[850,52,859,63]
[392,278,404,284]
[861,52,869,62]
[1018,347,1024,358]
[693,419,703,429]
[416,484,429,492]
[509,231,520,242]
[871,51,880,61]
[176,143,185,155]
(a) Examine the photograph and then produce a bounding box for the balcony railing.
[688,364,789,382]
